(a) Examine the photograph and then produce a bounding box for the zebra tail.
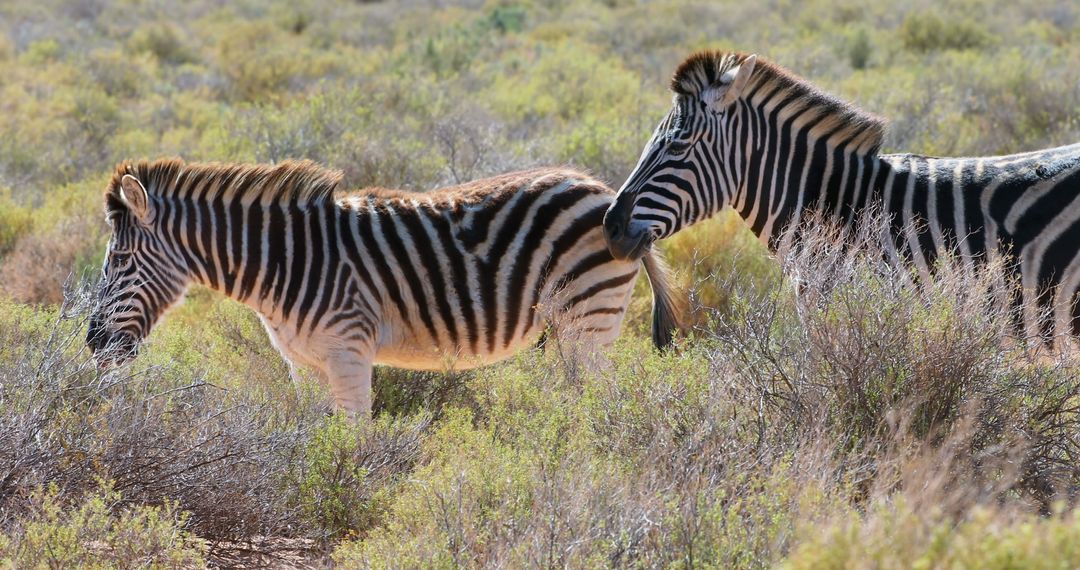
[642,250,685,350]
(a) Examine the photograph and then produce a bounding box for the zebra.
[603,50,1080,340]
[86,159,683,415]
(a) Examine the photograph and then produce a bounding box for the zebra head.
[87,171,189,367]
[605,52,758,260]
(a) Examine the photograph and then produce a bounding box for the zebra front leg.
[324,350,375,417]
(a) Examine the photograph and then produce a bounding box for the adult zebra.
[86,159,682,415]
[604,50,1080,339]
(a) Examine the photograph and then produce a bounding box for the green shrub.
[333,408,536,567]
[661,210,779,323]
[899,12,994,53]
[291,413,429,541]
[848,27,872,69]
[487,40,639,123]
[490,6,527,34]
[1,481,206,568]
[783,503,1080,570]
[127,23,197,65]
[213,20,351,102]
[0,189,33,258]
[417,12,498,78]
[21,39,61,65]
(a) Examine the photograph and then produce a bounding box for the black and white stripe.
[604,50,1080,340]
[87,160,682,414]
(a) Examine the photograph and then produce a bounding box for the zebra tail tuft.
[642,250,686,350]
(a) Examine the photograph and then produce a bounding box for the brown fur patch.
[340,167,609,206]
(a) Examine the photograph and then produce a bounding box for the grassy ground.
[1,0,1080,567]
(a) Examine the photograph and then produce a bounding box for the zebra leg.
[545,297,629,376]
[324,351,375,417]
[579,322,622,373]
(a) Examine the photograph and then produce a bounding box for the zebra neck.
[734,131,884,248]
[164,199,340,316]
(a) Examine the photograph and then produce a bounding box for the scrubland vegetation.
[1,0,1080,567]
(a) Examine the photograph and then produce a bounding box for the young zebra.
[604,50,1080,340]
[86,159,682,414]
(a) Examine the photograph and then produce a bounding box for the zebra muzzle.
[87,329,140,368]
[603,194,656,261]
[603,217,653,261]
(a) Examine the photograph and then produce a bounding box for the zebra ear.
[119,174,154,224]
[712,54,757,111]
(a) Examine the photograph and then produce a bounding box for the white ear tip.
[121,174,138,190]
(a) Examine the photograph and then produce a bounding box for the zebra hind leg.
[323,350,375,418]
[548,305,626,379]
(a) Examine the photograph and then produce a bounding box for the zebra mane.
[105,158,343,214]
[672,51,887,154]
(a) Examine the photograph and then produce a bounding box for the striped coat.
[87,160,681,414]
[604,50,1080,340]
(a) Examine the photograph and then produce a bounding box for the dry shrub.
[429,104,550,188]
[0,286,430,547]
[0,288,306,538]
[433,108,501,185]
[781,413,1073,569]
[707,210,1080,510]
[340,346,835,568]
[339,210,1080,567]
[1,481,207,568]
[0,213,104,305]
[292,413,431,542]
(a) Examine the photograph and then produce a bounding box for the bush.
[332,409,538,567]
[0,213,103,304]
[1,481,206,569]
[0,189,33,258]
[0,292,330,542]
[784,503,1080,569]
[848,27,872,69]
[661,210,778,324]
[899,12,994,53]
[127,23,196,65]
[291,413,430,541]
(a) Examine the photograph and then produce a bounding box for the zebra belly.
[372,325,544,371]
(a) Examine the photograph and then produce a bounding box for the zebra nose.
[605,217,624,241]
[604,203,648,261]
[87,317,100,347]
[603,199,629,242]
[86,323,107,353]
